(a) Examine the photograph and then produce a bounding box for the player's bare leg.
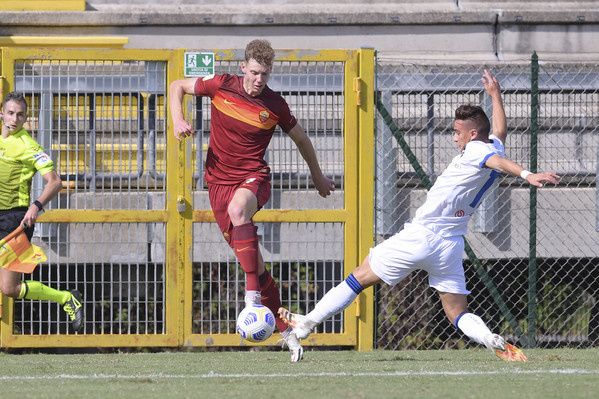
[441,292,526,362]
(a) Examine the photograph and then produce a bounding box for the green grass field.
[1,348,598,399]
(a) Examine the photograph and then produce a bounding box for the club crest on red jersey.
[259,110,269,123]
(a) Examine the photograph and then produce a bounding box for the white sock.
[281,326,293,339]
[455,312,493,346]
[245,290,261,306]
[306,280,360,325]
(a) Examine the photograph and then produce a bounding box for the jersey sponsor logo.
[259,110,269,123]
[242,177,258,188]
[450,158,463,169]
[33,152,51,165]
[455,210,465,217]
[224,99,236,105]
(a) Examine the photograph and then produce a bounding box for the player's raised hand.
[482,69,501,97]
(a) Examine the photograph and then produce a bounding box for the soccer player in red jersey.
[169,39,335,362]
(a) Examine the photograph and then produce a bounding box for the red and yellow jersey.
[194,74,297,184]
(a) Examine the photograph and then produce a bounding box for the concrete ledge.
[1,2,598,26]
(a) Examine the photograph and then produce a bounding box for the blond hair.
[245,39,275,67]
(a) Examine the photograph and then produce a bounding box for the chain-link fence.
[374,54,599,349]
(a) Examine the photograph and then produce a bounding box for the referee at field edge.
[0,92,84,332]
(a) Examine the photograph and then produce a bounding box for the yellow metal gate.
[0,47,375,350]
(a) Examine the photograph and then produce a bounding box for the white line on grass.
[1,369,598,380]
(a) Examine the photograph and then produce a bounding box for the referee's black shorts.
[0,207,34,241]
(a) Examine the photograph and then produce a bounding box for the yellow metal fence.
[0,47,375,350]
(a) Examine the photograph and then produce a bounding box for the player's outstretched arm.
[287,124,335,198]
[482,69,507,144]
[485,154,560,187]
[169,78,198,141]
[523,171,561,187]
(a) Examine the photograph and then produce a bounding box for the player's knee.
[352,260,381,288]
[228,203,249,225]
[0,281,21,298]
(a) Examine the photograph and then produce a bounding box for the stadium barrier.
[0,47,375,350]
[374,53,599,349]
[1,46,598,351]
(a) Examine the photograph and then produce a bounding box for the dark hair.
[455,104,490,137]
[245,39,275,67]
[2,91,28,113]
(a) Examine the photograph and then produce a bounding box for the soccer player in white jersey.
[279,70,560,361]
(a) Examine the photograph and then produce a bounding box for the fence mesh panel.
[5,50,351,345]
[12,59,168,336]
[374,57,599,349]
[188,59,347,337]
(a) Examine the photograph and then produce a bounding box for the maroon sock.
[233,223,260,291]
[259,270,288,333]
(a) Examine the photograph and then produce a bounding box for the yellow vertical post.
[165,49,192,346]
[0,48,15,345]
[357,47,376,351]
[343,50,361,345]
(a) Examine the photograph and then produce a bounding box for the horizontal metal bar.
[17,71,599,96]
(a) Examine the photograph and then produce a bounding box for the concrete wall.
[385,186,598,260]
[56,191,345,264]
[9,1,599,263]
[1,1,598,62]
[49,184,597,263]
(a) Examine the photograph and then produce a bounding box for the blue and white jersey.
[412,135,505,237]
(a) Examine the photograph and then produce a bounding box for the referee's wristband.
[33,200,44,211]
[520,170,533,180]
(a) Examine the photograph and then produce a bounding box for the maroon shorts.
[208,173,271,247]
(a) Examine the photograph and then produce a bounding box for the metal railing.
[0,47,372,349]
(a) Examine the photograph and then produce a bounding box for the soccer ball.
[236,304,276,342]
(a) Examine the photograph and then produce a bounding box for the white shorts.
[369,222,470,295]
